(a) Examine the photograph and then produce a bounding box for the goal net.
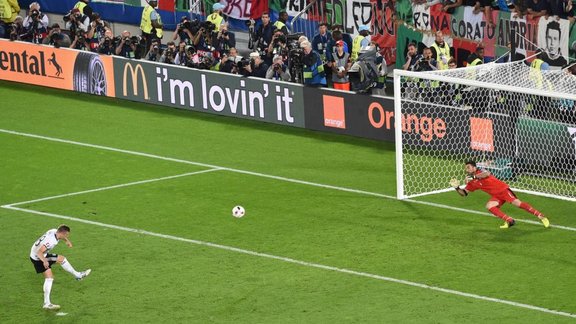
[394,60,576,201]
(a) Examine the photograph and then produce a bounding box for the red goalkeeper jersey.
[464,169,509,195]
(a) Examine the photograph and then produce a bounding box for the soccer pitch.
[1,80,575,323]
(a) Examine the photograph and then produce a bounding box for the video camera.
[200,21,215,34]
[286,33,304,66]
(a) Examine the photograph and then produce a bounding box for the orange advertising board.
[0,39,115,97]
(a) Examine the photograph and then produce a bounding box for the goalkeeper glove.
[449,178,460,188]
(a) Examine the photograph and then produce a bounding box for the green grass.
[1,80,575,323]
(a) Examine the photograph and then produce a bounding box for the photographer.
[266,55,291,81]
[145,38,162,62]
[402,43,421,71]
[23,2,48,43]
[172,16,194,45]
[174,41,188,65]
[241,52,268,78]
[42,23,71,48]
[266,31,288,66]
[301,41,326,87]
[87,12,108,51]
[115,30,137,59]
[212,22,235,56]
[70,30,89,51]
[219,47,240,74]
[160,41,176,64]
[415,47,438,72]
[8,16,25,41]
[97,29,115,55]
[193,21,215,52]
[65,8,90,34]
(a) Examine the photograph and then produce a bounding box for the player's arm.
[450,178,468,196]
[63,237,73,248]
[473,170,491,179]
[36,245,49,269]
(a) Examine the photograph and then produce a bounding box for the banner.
[221,0,268,19]
[113,57,305,127]
[0,40,115,97]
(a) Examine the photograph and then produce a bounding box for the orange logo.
[323,95,346,129]
[470,117,494,152]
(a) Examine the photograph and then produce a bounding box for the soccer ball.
[232,205,245,218]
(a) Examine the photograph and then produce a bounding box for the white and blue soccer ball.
[232,205,245,218]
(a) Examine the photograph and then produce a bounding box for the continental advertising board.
[0,39,115,97]
[113,57,306,128]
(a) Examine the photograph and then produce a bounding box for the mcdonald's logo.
[123,62,149,100]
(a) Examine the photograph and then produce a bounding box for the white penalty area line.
[3,205,576,319]
[1,128,575,232]
[4,168,222,208]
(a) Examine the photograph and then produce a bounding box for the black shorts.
[30,254,58,273]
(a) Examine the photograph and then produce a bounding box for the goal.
[394,60,576,201]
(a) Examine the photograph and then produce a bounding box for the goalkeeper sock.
[519,202,543,218]
[488,207,514,223]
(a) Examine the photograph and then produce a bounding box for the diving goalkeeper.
[450,161,550,229]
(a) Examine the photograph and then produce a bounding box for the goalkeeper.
[450,161,550,229]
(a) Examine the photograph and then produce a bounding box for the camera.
[274,34,286,46]
[30,9,40,20]
[236,58,251,69]
[200,21,215,34]
[76,30,86,42]
[273,63,282,71]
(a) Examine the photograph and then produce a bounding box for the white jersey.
[30,229,60,260]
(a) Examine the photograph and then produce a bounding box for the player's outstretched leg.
[57,255,91,280]
[514,200,550,228]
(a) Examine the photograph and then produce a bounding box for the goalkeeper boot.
[539,217,550,228]
[500,219,515,229]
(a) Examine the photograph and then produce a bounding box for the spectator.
[254,12,274,54]
[266,54,291,81]
[207,3,225,33]
[22,2,48,43]
[301,40,327,87]
[145,38,162,62]
[273,10,289,34]
[430,30,453,70]
[331,40,351,90]
[65,8,90,34]
[115,30,138,59]
[70,29,89,51]
[87,12,108,52]
[241,51,268,78]
[73,0,93,19]
[0,0,20,39]
[549,0,574,19]
[526,0,549,17]
[160,41,177,64]
[467,44,485,66]
[325,29,349,65]
[351,25,370,62]
[213,22,236,56]
[140,0,163,56]
[43,23,71,48]
[172,16,194,45]
[219,47,241,73]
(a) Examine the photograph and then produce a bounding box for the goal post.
[394,61,576,202]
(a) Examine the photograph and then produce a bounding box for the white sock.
[61,258,81,278]
[43,278,53,305]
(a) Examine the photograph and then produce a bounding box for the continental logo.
[122,62,149,99]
